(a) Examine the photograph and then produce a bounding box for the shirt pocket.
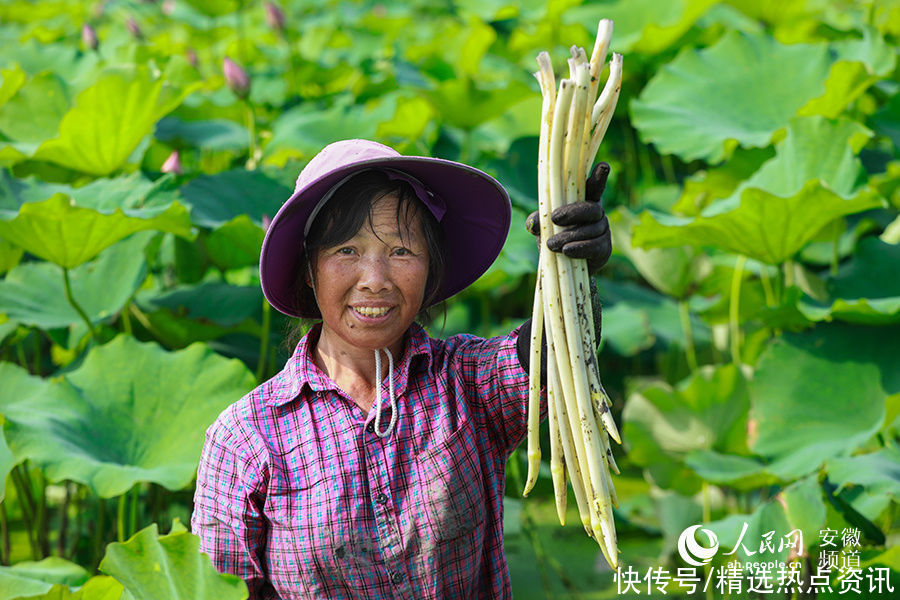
[415,419,487,542]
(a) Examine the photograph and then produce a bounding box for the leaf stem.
[678,299,698,371]
[57,481,71,557]
[92,498,105,570]
[0,502,8,565]
[830,220,841,276]
[117,493,127,542]
[10,465,40,559]
[255,299,272,383]
[783,259,795,289]
[121,302,133,335]
[62,267,97,339]
[759,268,776,308]
[129,484,139,538]
[244,100,259,169]
[729,255,747,367]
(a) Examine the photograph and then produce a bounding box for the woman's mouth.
[352,306,392,318]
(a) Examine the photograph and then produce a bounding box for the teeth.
[354,306,390,317]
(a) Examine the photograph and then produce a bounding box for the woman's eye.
[336,247,355,255]
[393,247,412,256]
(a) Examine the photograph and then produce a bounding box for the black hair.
[283,170,446,348]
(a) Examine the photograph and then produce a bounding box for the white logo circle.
[677,525,719,566]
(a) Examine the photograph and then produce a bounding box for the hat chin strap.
[372,347,397,437]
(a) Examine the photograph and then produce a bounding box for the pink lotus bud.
[264,2,285,31]
[262,214,272,231]
[82,23,99,50]
[223,57,251,99]
[161,150,182,174]
[126,17,142,39]
[162,0,176,15]
[186,47,199,69]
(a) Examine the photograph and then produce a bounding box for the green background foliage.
[0,0,898,598]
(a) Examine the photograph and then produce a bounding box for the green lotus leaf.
[600,302,655,356]
[826,445,900,501]
[630,31,831,163]
[264,96,394,165]
[0,336,255,497]
[599,279,712,349]
[609,208,711,298]
[684,450,774,490]
[0,65,27,108]
[10,576,126,600]
[137,282,262,328]
[203,216,265,270]
[179,169,289,229]
[872,91,900,151]
[780,475,827,550]
[0,237,23,273]
[565,0,718,54]
[733,116,871,200]
[632,181,884,265]
[0,71,69,146]
[0,193,191,268]
[0,558,89,600]
[749,324,894,479]
[424,79,533,132]
[33,63,201,175]
[470,207,537,295]
[155,116,249,152]
[799,237,900,324]
[0,233,149,329]
[0,424,13,501]
[99,523,248,600]
[625,364,751,456]
[180,0,242,17]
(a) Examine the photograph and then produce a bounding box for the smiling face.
[310,192,430,356]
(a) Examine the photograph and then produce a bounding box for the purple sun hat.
[260,139,511,318]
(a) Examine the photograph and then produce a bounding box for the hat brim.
[260,155,511,318]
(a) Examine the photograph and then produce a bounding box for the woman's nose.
[356,255,392,292]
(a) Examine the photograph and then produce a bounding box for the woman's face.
[311,193,429,354]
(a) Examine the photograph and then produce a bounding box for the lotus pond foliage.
[0,0,898,598]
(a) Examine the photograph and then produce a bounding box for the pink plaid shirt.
[192,322,540,599]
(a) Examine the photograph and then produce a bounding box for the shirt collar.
[265,322,434,408]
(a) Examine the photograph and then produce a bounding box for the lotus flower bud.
[82,23,99,50]
[126,17,142,39]
[162,0,176,15]
[264,2,285,32]
[223,57,251,99]
[186,47,199,69]
[262,214,272,231]
[161,150,182,174]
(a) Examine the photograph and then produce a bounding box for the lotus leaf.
[779,475,827,550]
[684,450,774,490]
[609,208,710,299]
[10,576,127,600]
[0,72,69,148]
[0,425,13,501]
[565,0,717,54]
[137,282,262,328]
[203,216,265,270]
[633,182,884,265]
[155,116,249,152]
[0,233,149,329]
[0,336,255,497]
[0,193,191,268]
[799,237,900,324]
[631,31,830,162]
[749,324,892,479]
[0,558,88,600]
[33,63,200,175]
[179,169,289,229]
[99,523,248,600]
[826,446,900,502]
[600,302,655,356]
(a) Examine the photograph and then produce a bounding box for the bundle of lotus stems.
[521,19,623,570]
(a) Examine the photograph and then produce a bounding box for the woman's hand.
[525,162,612,274]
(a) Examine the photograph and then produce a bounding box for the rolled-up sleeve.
[191,406,274,599]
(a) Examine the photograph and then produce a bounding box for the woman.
[191,139,611,599]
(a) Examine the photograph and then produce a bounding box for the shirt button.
[334,546,346,559]
[366,422,375,433]
[375,492,388,505]
[391,571,404,585]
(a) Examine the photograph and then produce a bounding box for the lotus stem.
[63,267,97,339]
[729,255,747,367]
[678,299,699,371]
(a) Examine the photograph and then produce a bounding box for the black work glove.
[524,162,612,274]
